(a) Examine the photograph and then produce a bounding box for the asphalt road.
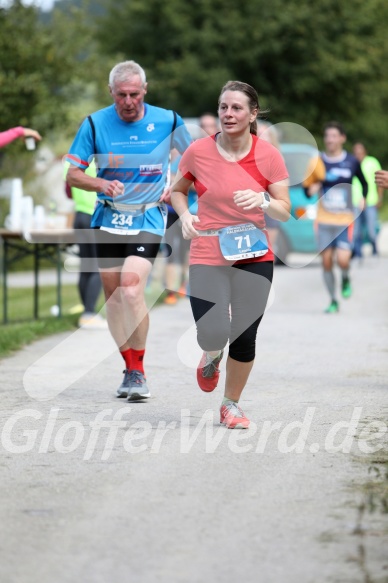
[0,255,387,583]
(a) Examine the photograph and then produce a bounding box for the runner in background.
[65,158,107,329]
[310,122,368,313]
[352,142,383,257]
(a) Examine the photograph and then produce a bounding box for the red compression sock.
[129,348,145,375]
[120,348,132,371]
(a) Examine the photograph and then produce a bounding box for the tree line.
[1,0,388,164]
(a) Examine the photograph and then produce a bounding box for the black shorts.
[94,229,162,269]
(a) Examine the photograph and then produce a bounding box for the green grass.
[0,280,168,360]
[0,315,79,360]
[0,284,87,360]
[0,283,88,322]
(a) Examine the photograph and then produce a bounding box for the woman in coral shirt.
[171,81,290,429]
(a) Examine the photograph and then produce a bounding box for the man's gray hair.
[109,61,146,88]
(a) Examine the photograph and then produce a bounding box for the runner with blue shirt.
[306,122,368,313]
[66,60,191,400]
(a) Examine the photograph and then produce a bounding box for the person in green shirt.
[352,142,383,257]
[66,160,107,329]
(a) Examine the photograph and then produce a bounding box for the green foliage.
[96,0,388,162]
[1,0,388,171]
[0,0,104,137]
[0,0,114,184]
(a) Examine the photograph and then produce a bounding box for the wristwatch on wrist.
[259,192,271,210]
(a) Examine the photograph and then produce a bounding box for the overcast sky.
[0,0,57,11]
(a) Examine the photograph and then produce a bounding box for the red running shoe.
[196,350,224,392]
[220,402,250,429]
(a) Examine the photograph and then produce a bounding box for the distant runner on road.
[306,122,368,313]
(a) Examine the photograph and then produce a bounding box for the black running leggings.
[189,262,273,363]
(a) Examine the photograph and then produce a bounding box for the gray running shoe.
[117,369,131,398]
[126,370,151,401]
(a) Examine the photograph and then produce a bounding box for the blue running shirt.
[66,104,192,234]
[317,151,367,226]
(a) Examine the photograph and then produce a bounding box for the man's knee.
[121,272,141,288]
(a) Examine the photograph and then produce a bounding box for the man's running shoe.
[117,369,131,398]
[126,370,151,401]
[197,350,224,392]
[220,402,250,429]
[341,278,352,298]
[324,300,339,314]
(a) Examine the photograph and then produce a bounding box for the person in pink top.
[171,80,290,429]
[0,126,42,148]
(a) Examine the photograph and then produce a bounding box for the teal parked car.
[275,144,319,262]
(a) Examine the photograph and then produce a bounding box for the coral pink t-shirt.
[178,134,288,266]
